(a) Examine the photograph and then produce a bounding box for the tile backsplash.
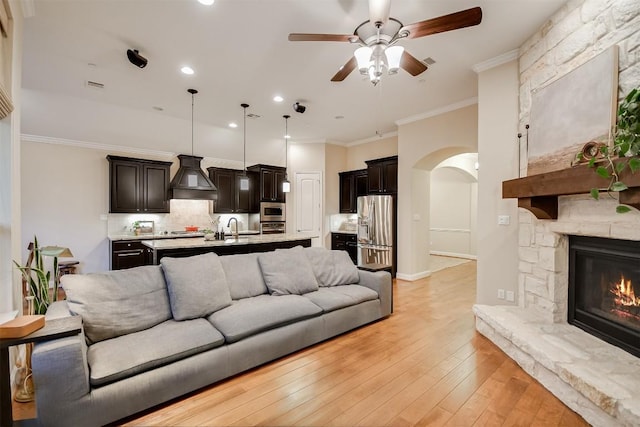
[107,199,257,236]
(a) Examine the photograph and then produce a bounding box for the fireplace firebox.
[569,235,640,358]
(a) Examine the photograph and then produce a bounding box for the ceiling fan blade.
[400,51,428,76]
[288,33,357,42]
[369,0,391,26]
[331,56,357,82]
[401,7,482,40]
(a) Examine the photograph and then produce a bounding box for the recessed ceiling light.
[273,95,284,102]
[198,0,214,5]
[285,134,291,139]
[229,122,238,128]
[181,66,194,75]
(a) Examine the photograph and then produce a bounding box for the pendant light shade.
[385,45,404,74]
[240,103,250,191]
[354,46,373,72]
[282,114,291,193]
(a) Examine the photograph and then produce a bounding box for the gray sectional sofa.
[31,246,392,427]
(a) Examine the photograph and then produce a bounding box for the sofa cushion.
[161,252,232,320]
[304,247,359,287]
[329,284,379,304]
[207,294,322,343]
[303,285,379,313]
[87,318,224,387]
[302,288,359,313]
[258,246,319,295]
[219,253,268,300]
[62,265,171,344]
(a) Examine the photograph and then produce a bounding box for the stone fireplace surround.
[474,194,640,426]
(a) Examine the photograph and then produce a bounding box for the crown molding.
[21,0,36,18]
[345,131,398,147]
[395,98,478,127]
[472,49,519,74]
[20,134,265,168]
[21,134,177,159]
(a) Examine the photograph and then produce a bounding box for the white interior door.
[295,172,321,246]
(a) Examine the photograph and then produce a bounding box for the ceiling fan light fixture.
[354,46,373,72]
[385,45,404,74]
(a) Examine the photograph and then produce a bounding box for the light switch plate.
[506,291,515,302]
[498,215,510,225]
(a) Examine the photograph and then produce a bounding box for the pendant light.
[239,103,250,191]
[282,114,291,193]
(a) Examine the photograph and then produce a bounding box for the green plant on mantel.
[576,87,640,213]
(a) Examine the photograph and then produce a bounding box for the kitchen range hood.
[169,154,218,200]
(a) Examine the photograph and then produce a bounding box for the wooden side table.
[0,316,82,427]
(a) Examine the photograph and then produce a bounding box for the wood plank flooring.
[14,261,588,426]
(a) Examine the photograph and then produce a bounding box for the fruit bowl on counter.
[184,226,199,232]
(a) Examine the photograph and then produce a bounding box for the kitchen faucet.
[227,217,239,239]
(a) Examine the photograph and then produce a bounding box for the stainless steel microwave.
[260,202,285,222]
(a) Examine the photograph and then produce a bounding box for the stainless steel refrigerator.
[357,195,393,270]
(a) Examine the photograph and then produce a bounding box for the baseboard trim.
[396,270,431,281]
[430,251,477,260]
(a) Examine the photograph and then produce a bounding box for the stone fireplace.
[569,235,640,358]
[474,194,640,426]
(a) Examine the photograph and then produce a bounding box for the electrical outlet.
[506,291,515,302]
[498,215,510,225]
[497,289,505,299]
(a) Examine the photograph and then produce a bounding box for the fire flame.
[610,275,639,307]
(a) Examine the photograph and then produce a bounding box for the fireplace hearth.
[569,235,640,358]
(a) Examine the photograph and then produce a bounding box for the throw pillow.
[304,247,359,286]
[62,265,172,344]
[160,252,232,320]
[219,253,268,299]
[258,246,319,295]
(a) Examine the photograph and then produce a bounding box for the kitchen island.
[141,232,318,264]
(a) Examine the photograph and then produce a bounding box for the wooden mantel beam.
[502,159,640,219]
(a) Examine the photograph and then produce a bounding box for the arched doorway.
[397,147,477,281]
[429,153,478,271]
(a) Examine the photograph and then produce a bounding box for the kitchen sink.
[224,238,249,244]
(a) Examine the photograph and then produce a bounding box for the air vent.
[85,80,105,89]
[247,113,261,119]
[423,57,436,65]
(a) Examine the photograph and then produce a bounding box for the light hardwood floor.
[14,262,588,426]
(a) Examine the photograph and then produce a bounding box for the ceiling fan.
[288,0,482,85]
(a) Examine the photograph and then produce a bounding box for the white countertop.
[141,232,319,250]
[331,230,357,235]
[109,230,260,241]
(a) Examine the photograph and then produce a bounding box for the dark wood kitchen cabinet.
[247,164,286,202]
[110,240,153,270]
[366,155,398,194]
[339,169,367,213]
[331,232,357,264]
[207,167,258,213]
[107,156,172,213]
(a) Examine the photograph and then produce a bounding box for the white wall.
[476,60,520,305]
[345,135,397,170]
[396,104,478,280]
[21,142,116,273]
[430,166,477,258]
[1,0,23,313]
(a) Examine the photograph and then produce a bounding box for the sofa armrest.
[45,300,73,320]
[357,270,392,316]
[32,302,90,405]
